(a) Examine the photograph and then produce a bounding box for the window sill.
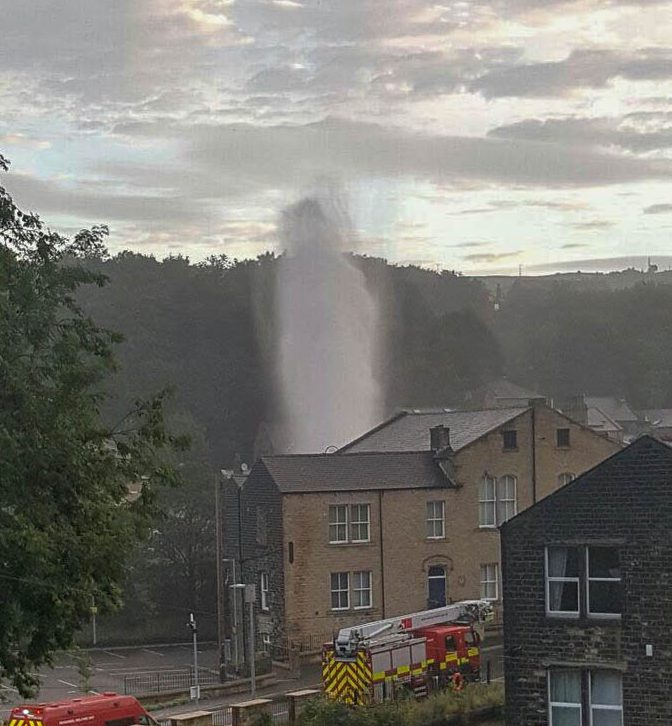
[427,536,446,541]
[329,541,373,546]
[502,448,518,453]
[479,525,498,530]
[546,614,622,626]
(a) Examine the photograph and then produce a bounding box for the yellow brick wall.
[281,406,621,641]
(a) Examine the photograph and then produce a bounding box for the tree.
[0,155,185,694]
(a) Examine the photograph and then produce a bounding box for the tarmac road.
[0,643,219,718]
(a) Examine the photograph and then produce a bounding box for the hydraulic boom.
[333,599,493,660]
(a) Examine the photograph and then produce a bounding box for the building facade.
[223,402,619,650]
[501,435,672,725]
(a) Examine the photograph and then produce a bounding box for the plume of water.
[277,194,382,453]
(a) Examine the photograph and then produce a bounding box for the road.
[0,640,504,721]
[0,643,219,719]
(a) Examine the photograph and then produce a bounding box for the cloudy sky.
[2,0,672,274]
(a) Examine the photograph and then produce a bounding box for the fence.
[158,700,291,726]
[124,668,220,695]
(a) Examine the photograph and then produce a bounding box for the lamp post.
[187,612,199,703]
[231,583,256,696]
[224,558,240,668]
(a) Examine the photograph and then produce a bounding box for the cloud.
[463,250,521,262]
[526,255,672,272]
[179,116,672,192]
[561,243,588,248]
[643,203,672,214]
[489,116,672,153]
[472,49,672,98]
[571,220,615,230]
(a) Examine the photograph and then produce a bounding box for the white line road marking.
[142,649,166,657]
[103,651,127,659]
[58,679,79,688]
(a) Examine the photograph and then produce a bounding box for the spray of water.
[277,194,382,453]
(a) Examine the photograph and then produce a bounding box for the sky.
[1,0,672,275]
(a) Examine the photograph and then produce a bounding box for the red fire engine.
[9,693,157,726]
[322,600,493,705]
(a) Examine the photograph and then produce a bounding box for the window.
[330,572,349,610]
[502,429,517,450]
[546,546,580,615]
[426,500,445,539]
[558,472,576,488]
[497,475,517,523]
[548,669,623,726]
[549,670,582,726]
[350,504,371,542]
[353,571,372,609]
[590,670,623,725]
[479,475,496,527]
[329,505,348,543]
[545,545,621,618]
[260,572,269,611]
[479,475,517,527]
[427,565,447,608]
[256,507,268,546]
[557,428,571,447]
[262,633,272,651]
[480,563,499,601]
[587,547,622,617]
[444,635,457,652]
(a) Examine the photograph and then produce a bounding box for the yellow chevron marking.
[397,665,410,674]
[467,647,479,657]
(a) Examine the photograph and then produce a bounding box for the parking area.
[0,643,219,717]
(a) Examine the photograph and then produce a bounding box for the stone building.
[223,401,618,650]
[501,435,672,725]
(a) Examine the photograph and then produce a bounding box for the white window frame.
[350,504,371,543]
[352,570,372,610]
[261,633,271,650]
[426,500,445,539]
[589,670,623,726]
[586,547,622,619]
[558,472,576,488]
[497,475,517,524]
[479,475,497,528]
[260,572,270,611]
[548,670,582,726]
[330,572,350,610]
[545,546,580,617]
[480,563,499,601]
[329,504,348,544]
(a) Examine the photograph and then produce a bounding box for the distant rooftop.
[585,396,638,423]
[586,406,623,434]
[260,450,451,493]
[340,407,527,454]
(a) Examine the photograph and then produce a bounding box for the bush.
[296,684,504,726]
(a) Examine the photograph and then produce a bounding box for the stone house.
[501,435,672,725]
[223,401,618,650]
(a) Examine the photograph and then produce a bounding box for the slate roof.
[486,378,540,400]
[585,396,638,423]
[260,450,451,493]
[586,405,623,434]
[340,407,527,454]
[640,409,672,428]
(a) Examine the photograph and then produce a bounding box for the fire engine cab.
[322,600,493,705]
[9,694,158,726]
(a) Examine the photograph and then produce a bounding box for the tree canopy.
[0,155,184,694]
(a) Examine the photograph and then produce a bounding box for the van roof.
[12,694,141,718]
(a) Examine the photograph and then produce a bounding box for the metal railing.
[159,701,289,726]
[123,667,220,695]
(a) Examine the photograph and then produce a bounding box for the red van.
[9,693,157,726]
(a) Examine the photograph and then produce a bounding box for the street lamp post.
[223,558,240,668]
[187,612,200,704]
[231,583,257,696]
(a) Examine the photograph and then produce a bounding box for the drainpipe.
[531,403,538,504]
[378,490,386,618]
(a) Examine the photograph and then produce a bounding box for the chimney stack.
[430,425,452,454]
